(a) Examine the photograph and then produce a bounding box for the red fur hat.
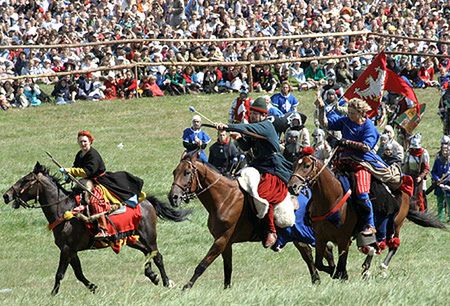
[77,130,94,143]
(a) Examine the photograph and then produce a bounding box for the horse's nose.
[3,193,11,204]
[168,194,180,207]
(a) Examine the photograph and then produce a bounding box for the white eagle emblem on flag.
[354,67,386,101]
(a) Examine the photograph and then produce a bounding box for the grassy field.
[0,89,449,306]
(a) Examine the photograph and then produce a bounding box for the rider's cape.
[70,147,144,207]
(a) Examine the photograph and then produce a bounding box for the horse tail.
[146,195,191,222]
[406,210,447,229]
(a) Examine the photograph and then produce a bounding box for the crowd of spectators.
[0,0,449,110]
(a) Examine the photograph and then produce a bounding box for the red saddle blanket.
[87,205,143,254]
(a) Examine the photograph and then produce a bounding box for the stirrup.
[361,226,377,236]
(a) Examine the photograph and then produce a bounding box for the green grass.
[0,90,449,306]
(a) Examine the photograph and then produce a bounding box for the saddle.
[237,167,296,228]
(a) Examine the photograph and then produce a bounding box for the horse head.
[3,162,47,209]
[168,150,202,207]
[288,154,319,195]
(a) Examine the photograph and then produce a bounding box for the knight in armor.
[314,88,347,146]
[380,143,402,167]
[431,137,450,223]
[282,130,302,163]
[312,128,332,161]
[61,130,145,238]
[402,134,430,212]
[317,96,405,237]
[377,125,404,161]
[217,97,293,248]
[229,87,252,123]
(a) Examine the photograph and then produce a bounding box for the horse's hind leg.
[150,250,173,287]
[70,253,97,293]
[381,193,408,272]
[293,242,320,284]
[128,241,163,286]
[51,247,71,296]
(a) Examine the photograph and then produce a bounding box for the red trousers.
[257,173,288,233]
[354,166,371,195]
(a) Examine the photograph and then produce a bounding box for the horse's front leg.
[183,231,233,290]
[333,239,351,280]
[293,242,320,284]
[70,253,97,293]
[51,247,72,296]
[222,245,232,289]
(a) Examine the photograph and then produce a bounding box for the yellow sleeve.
[67,167,87,178]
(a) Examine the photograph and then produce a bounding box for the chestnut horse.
[288,155,446,279]
[3,162,191,295]
[169,152,332,290]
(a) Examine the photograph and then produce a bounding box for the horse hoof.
[150,275,159,286]
[380,263,388,270]
[224,284,231,289]
[166,279,176,288]
[326,241,334,250]
[182,283,192,291]
[312,275,321,285]
[88,283,98,293]
[362,270,371,280]
[51,289,58,296]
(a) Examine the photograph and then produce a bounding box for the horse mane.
[182,150,224,176]
[34,163,70,194]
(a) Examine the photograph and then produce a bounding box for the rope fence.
[0,30,448,92]
[0,30,448,51]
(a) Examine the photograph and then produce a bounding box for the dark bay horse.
[3,162,191,295]
[288,154,446,279]
[168,152,331,290]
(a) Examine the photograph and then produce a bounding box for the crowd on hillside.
[0,0,449,110]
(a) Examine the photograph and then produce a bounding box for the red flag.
[343,51,419,118]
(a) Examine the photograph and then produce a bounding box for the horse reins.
[13,174,70,209]
[172,160,222,200]
[292,147,339,189]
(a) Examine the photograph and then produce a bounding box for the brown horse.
[168,152,332,290]
[288,154,446,279]
[3,162,191,295]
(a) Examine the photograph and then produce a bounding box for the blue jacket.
[182,128,211,162]
[431,155,450,196]
[271,93,298,114]
[327,112,388,169]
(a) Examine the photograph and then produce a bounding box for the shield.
[394,103,427,134]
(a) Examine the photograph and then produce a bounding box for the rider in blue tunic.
[182,115,211,163]
[318,97,402,237]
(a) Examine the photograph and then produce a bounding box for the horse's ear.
[33,161,42,173]
[180,151,187,160]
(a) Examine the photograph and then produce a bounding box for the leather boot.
[94,215,108,239]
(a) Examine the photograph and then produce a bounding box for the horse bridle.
[11,173,68,209]
[172,160,221,201]
[291,156,320,190]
